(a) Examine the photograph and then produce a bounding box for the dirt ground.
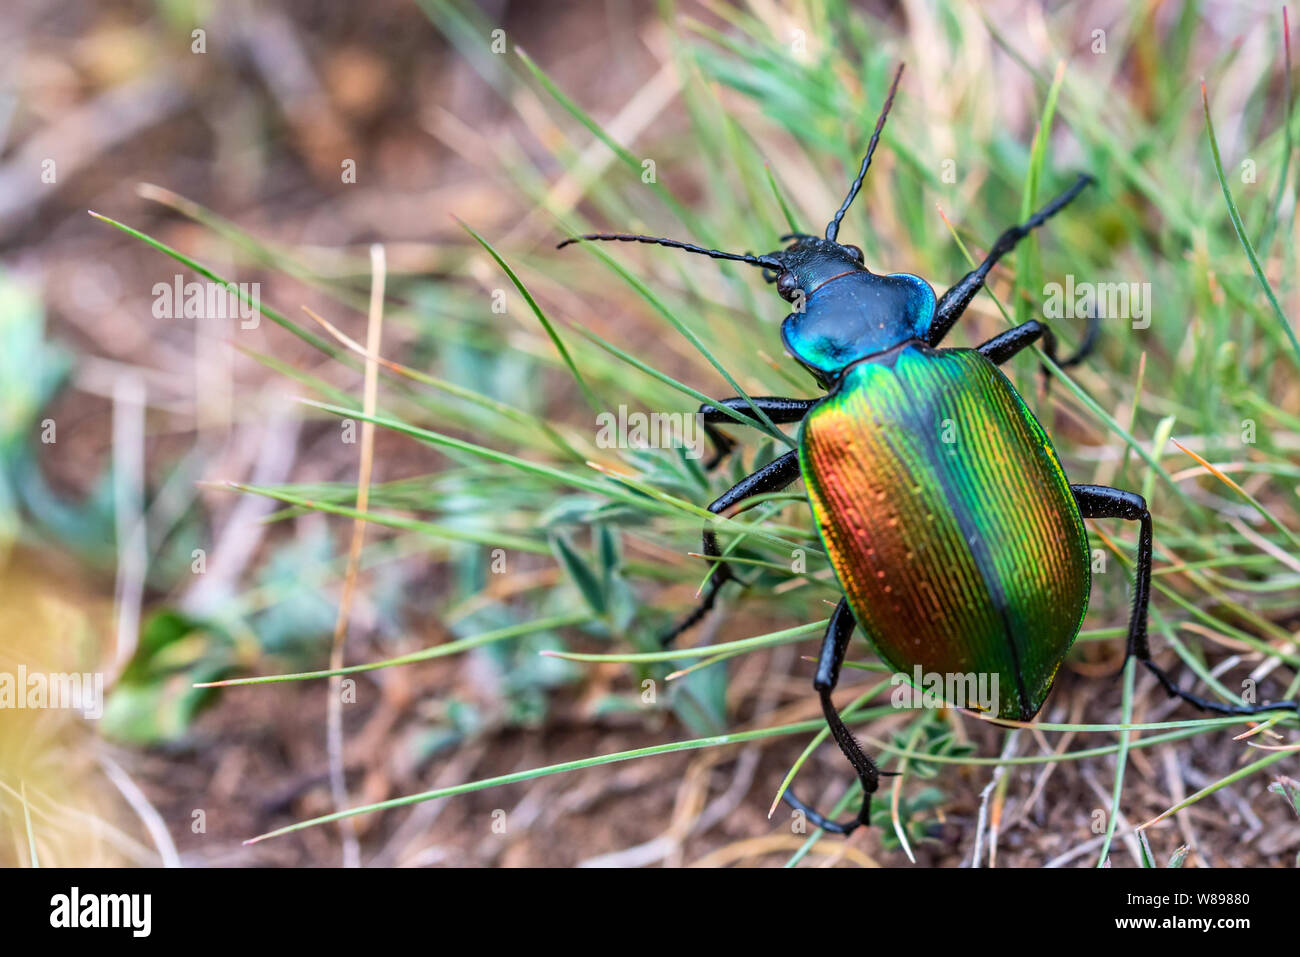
[5,0,1299,867]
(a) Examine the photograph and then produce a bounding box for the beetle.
[559,64,1298,835]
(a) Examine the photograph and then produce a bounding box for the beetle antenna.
[825,63,905,242]
[557,232,783,269]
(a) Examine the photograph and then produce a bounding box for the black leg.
[1072,484,1299,716]
[660,450,803,645]
[698,396,818,470]
[928,174,1094,347]
[976,318,1098,393]
[782,599,880,835]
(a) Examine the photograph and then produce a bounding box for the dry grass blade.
[325,244,387,868]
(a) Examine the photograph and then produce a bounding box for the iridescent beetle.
[560,65,1298,835]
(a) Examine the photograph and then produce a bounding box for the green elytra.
[558,64,1299,837]
[799,341,1090,722]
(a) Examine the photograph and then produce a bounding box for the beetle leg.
[659,450,803,646]
[976,318,1097,395]
[927,174,1095,347]
[781,599,879,835]
[978,320,1057,365]
[698,396,818,470]
[1073,484,1299,716]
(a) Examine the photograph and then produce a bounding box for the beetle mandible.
[559,64,1298,835]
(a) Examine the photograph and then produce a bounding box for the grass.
[101,0,1300,865]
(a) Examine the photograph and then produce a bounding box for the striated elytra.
[801,343,1090,723]
[558,63,1298,837]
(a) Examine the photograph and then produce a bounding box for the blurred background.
[2,0,1299,868]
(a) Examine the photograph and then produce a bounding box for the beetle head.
[759,235,867,305]
[556,63,913,389]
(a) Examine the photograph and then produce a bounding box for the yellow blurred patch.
[0,548,138,866]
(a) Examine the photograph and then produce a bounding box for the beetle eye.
[776,271,799,301]
[843,244,864,264]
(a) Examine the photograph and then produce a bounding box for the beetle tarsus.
[1057,307,1100,368]
[1139,659,1300,715]
[701,425,736,471]
[929,173,1095,347]
[657,568,733,647]
[1074,483,1300,716]
[659,451,803,646]
[782,786,870,835]
[780,599,880,836]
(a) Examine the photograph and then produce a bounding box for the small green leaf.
[550,532,607,615]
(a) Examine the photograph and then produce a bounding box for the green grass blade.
[1096,656,1136,866]
[458,218,603,413]
[196,612,593,687]
[87,211,344,359]
[1201,81,1300,369]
